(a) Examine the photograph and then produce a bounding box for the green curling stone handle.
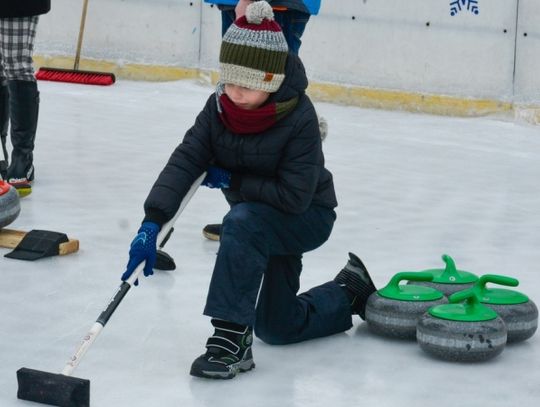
[449,287,481,305]
[384,271,433,293]
[378,272,444,301]
[388,272,434,286]
[422,254,478,284]
[475,274,528,305]
[441,254,458,277]
[431,287,498,321]
[478,274,519,289]
[437,254,466,282]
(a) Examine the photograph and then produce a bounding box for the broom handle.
[61,173,206,376]
[74,0,90,70]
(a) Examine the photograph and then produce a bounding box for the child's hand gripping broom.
[36,0,115,86]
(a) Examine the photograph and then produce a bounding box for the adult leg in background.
[0,61,8,179]
[220,7,309,56]
[0,16,40,195]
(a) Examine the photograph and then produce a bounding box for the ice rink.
[1,79,539,407]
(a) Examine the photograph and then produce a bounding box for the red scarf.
[216,85,298,134]
[219,93,276,134]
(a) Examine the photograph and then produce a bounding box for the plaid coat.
[0,0,51,18]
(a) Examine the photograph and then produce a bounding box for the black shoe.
[153,249,176,271]
[190,319,255,379]
[202,223,221,241]
[334,252,377,320]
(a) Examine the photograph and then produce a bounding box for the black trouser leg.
[0,84,9,179]
[6,80,39,183]
[203,202,351,344]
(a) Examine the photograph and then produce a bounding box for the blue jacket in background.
[204,1,321,15]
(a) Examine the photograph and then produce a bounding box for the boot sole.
[14,185,32,198]
[190,360,255,380]
[9,175,33,198]
[202,230,220,241]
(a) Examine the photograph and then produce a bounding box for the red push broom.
[36,0,115,86]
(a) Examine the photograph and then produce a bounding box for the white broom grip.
[62,323,103,376]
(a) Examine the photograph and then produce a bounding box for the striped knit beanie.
[220,1,289,93]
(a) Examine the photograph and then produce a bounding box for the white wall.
[35,0,540,105]
[301,0,517,100]
[36,0,201,67]
[514,0,540,103]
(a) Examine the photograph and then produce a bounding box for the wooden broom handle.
[74,0,90,70]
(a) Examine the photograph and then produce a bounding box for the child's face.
[224,84,270,110]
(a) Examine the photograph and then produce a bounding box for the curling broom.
[16,173,205,407]
[36,0,115,86]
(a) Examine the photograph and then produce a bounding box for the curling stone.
[0,180,20,229]
[365,272,448,339]
[475,274,538,343]
[407,254,478,296]
[417,288,507,362]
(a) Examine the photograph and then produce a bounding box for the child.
[122,1,376,379]
[199,0,325,243]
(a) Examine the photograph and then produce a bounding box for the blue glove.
[201,166,231,189]
[121,221,160,285]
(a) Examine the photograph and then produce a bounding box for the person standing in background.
[205,0,321,55]
[0,0,50,197]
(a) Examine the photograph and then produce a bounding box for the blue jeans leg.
[203,202,352,343]
[220,9,235,37]
[274,10,309,56]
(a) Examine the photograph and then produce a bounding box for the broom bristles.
[36,67,115,86]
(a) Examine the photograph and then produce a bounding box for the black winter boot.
[334,252,377,320]
[190,319,255,379]
[0,84,8,180]
[6,80,39,196]
[202,223,221,241]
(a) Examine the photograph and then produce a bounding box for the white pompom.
[246,1,274,24]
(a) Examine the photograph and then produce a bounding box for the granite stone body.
[0,185,21,229]
[366,293,448,339]
[416,313,507,362]
[484,301,538,343]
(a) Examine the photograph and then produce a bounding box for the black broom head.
[17,367,90,407]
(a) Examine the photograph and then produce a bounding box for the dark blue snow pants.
[203,202,353,345]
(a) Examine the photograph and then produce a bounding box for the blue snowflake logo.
[450,0,479,16]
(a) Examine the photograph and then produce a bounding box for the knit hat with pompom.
[219,1,289,93]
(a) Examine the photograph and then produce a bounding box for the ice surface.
[0,79,539,407]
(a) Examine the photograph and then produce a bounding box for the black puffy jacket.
[0,0,51,18]
[144,53,337,226]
